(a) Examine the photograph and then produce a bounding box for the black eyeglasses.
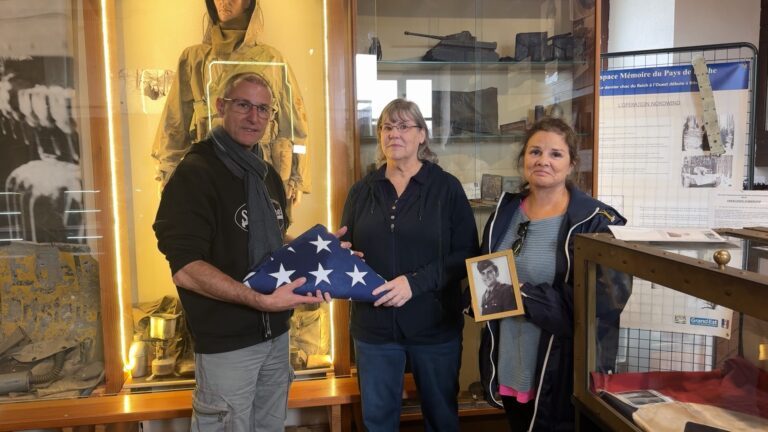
[222,98,276,119]
[511,221,530,257]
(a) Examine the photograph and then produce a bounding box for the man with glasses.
[154,72,326,432]
[477,259,516,315]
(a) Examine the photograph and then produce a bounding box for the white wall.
[674,0,760,48]
[609,0,760,50]
[607,0,675,52]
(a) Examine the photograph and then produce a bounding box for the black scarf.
[211,126,283,270]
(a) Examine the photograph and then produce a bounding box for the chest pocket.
[191,100,213,143]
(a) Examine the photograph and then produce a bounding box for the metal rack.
[597,44,758,374]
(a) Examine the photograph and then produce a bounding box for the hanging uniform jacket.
[476,184,632,431]
[151,10,310,196]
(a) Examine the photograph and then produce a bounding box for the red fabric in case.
[591,357,768,419]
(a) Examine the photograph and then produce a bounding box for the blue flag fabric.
[243,224,386,302]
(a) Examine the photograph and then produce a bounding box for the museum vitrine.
[352,0,601,413]
[114,0,341,390]
[573,229,768,431]
[0,0,354,406]
[353,0,599,209]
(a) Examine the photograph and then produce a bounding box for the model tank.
[405,30,499,62]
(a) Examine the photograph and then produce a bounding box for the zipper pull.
[262,312,272,339]
[597,209,616,222]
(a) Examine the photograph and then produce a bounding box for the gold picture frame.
[465,250,524,321]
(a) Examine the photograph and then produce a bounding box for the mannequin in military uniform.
[152,0,310,210]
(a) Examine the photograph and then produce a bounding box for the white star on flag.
[309,235,332,253]
[269,264,295,288]
[346,265,367,286]
[243,224,386,301]
[309,263,333,286]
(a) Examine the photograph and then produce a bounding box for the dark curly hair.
[516,117,579,190]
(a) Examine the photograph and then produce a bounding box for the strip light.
[322,0,335,367]
[99,0,131,371]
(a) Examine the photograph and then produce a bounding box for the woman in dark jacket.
[478,118,631,431]
[341,98,479,432]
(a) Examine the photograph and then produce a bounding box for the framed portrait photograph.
[480,173,503,201]
[465,250,524,322]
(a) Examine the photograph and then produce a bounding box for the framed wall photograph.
[480,173,503,202]
[465,250,524,322]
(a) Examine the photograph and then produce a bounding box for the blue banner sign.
[600,61,749,96]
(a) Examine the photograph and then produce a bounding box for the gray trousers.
[191,332,292,432]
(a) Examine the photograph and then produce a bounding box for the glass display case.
[0,0,115,402]
[353,0,601,409]
[573,228,768,431]
[0,0,353,408]
[114,0,336,389]
[354,0,599,210]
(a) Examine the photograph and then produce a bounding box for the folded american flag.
[243,224,385,302]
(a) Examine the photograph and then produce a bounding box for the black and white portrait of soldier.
[476,258,517,316]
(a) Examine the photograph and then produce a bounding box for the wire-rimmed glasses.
[222,98,276,119]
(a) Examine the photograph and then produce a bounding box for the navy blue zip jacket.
[476,184,632,431]
[341,161,479,344]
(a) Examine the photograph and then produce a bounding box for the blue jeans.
[355,336,462,432]
[191,332,292,432]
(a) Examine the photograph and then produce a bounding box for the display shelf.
[360,131,589,144]
[354,0,601,225]
[352,0,601,427]
[573,231,768,432]
[376,59,587,73]
[359,132,526,144]
[469,199,499,209]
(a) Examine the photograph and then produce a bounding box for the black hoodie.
[153,138,290,354]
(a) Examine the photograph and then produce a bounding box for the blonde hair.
[221,72,272,101]
[375,98,437,166]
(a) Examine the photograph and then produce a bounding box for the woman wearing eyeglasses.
[341,98,479,432]
[477,117,630,431]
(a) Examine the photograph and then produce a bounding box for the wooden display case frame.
[350,0,604,194]
[81,0,359,388]
[1,0,357,428]
[573,229,768,431]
